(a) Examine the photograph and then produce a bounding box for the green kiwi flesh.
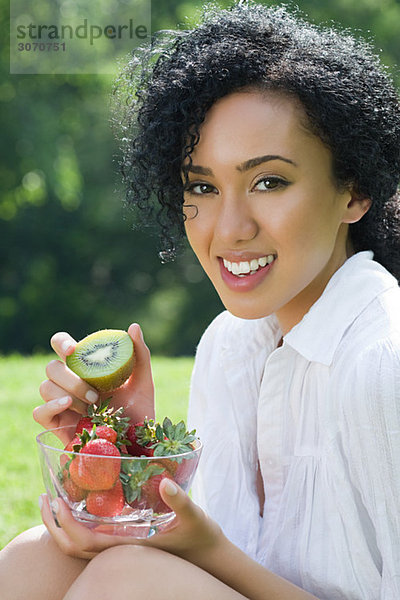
[66,329,135,392]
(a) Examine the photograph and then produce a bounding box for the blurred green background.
[1,0,400,357]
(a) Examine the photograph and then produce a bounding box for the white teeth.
[258,256,267,268]
[222,255,275,276]
[223,259,232,271]
[250,259,259,271]
[231,262,240,275]
[239,261,250,274]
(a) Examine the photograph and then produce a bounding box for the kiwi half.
[66,329,135,392]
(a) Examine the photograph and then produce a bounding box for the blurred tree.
[1,0,399,355]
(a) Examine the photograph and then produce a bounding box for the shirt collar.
[283,251,398,366]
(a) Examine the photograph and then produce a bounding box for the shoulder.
[336,332,400,430]
[329,278,400,423]
[333,282,400,368]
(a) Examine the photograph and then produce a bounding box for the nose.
[214,193,258,245]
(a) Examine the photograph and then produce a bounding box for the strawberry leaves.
[152,417,197,458]
[120,461,166,504]
[82,398,131,449]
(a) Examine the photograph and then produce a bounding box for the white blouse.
[188,251,400,600]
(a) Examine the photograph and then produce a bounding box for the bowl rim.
[36,424,202,460]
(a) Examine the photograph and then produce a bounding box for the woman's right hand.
[33,323,155,442]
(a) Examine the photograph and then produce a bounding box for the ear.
[342,190,372,224]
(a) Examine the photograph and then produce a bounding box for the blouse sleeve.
[339,337,400,599]
[187,311,267,559]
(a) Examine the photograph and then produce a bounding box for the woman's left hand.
[39,480,222,563]
[141,479,223,562]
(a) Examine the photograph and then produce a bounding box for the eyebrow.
[183,154,297,176]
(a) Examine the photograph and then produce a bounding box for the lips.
[218,255,276,292]
[223,254,275,276]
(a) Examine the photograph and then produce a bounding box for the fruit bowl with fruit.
[37,402,202,538]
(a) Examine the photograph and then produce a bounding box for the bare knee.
[76,544,169,580]
[0,526,47,599]
[0,525,47,573]
[64,545,182,599]
[95,544,169,572]
[0,525,87,600]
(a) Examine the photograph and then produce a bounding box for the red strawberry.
[86,480,125,517]
[126,419,155,457]
[95,425,118,445]
[69,438,121,491]
[149,418,198,485]
[62,470,87,503]
[60,435,82,468]
[64,435,82,452]
[134,455,195,485]
[75,417,93,435]
[141,469,174,514]
[74,399,130,449]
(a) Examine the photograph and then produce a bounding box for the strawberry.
[161,454,198,485]
[141,470,174,513]
[148,418,197,484]
[95,425,118,445]
[120,460,174,514]
[87,399,130,447]
[74,399,130,449]
[86,480,125,517]
[60,435,82,468]
[125,418,156,457]
[64,435,82,453]
[75,417,93,435]
[62,470,87,503]
[69,438,121,491]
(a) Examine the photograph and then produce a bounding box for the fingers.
[39,379,88,416]
[45,360,99,406]
[50,332,77,361]
[39,359,99,419]
[122,324,155,417]
[33,397,72,432]
[40,494,138,559]
[127,323,152,376]
[39,494,96,560]
[159,479,196,520]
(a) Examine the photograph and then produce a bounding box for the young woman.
[1,3,399,599]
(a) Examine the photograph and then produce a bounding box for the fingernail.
[62,341,74,355]
[57,396,70,406]
[85,390,98,404]
[38,494,44,510]
[51,498,59,514]
[164,479,178,496]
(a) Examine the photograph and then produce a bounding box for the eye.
[253,176,288,191]
[183,182,217,195]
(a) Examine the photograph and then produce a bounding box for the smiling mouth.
[222,254,276,277]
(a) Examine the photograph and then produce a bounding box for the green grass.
[0,353,194,549]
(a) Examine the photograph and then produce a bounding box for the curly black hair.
[114,1,400,279]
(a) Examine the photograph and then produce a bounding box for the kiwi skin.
[66,329,135,393]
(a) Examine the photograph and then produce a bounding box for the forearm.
[186,532,319,600]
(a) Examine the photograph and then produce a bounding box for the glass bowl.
[36,425,202,538]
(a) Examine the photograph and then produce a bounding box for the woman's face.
[182,91,367,333]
